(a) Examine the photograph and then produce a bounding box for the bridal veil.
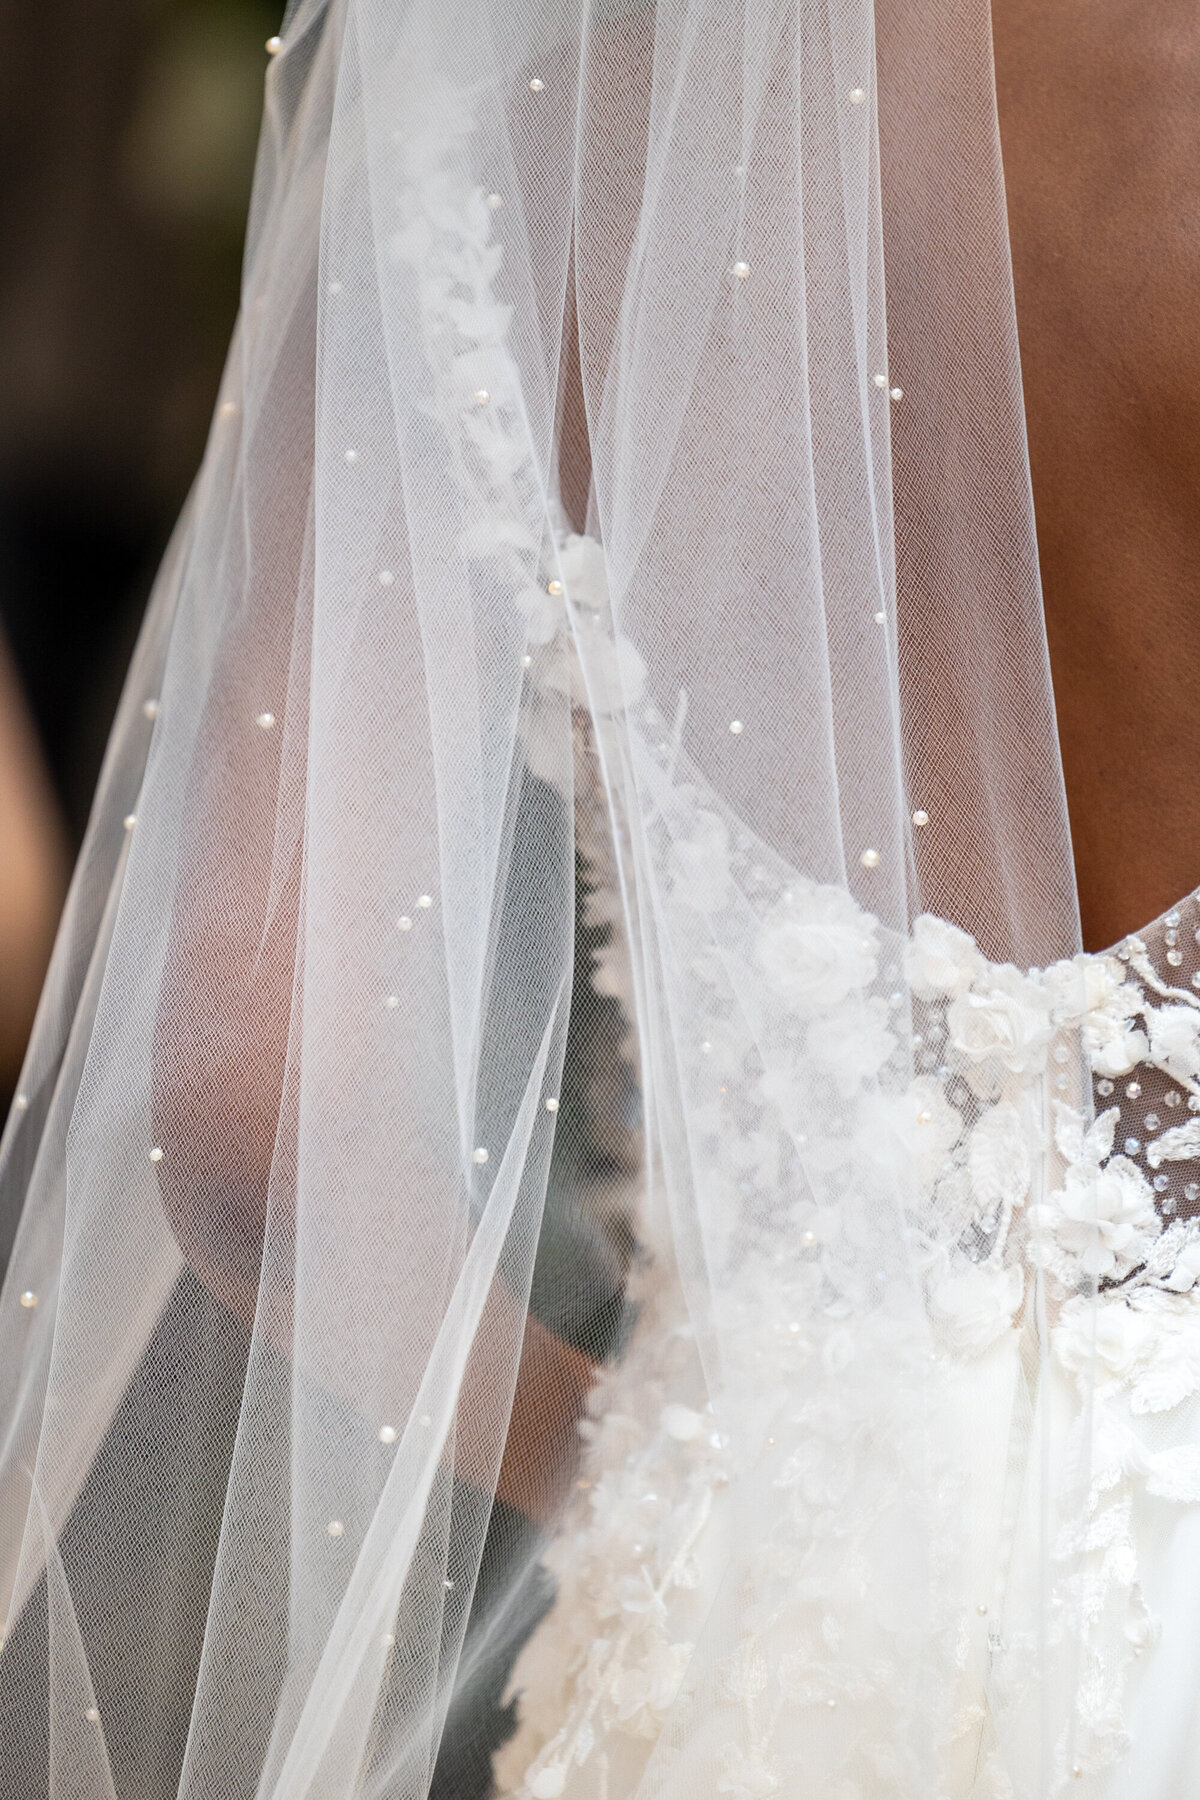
[1,1,1172,1795]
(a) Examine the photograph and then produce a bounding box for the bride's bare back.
[992,0,1200,951]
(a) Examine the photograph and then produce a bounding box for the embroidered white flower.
[609,1637,693,1736]
[756,885,878,1017]
[1033,1151,1160,1282]
[668,812,734,915]
[905,913,986,999]
[928,1259,1024,1357]
[1043,953,1128,1025]
[806,997,896,1096]
[716,1744,781,1798]
[1084,1012,1150,1080]
[859,1076,961,1191]
[1148,1005,1200,1083]
[946,963,1053,1075]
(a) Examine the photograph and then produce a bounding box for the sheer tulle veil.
[0,1,1123,1796]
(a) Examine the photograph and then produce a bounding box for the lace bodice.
[493,872,1200,1800]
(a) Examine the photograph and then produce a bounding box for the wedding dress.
[0,2,1196,1798]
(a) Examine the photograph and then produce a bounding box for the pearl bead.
[849,87,865,103]
[801,1229,817,1247]
[732,260,751,280]
[874,610,886,623]
[123,814,137,832]
[529,77,545,91]
[397,915,413,932]
[85,1706,100,1723]
[873,373,888,389]
[486,192,504,210]
[912,809,929,827]
[327,1519,344,1538]
[378,1424,397,1444]
[149,1146,164,1163]
[826,1697,837,1709]
[473,388,490,406]
[381,1632,396,1648]
[379,570,395,586]
[860,847,880,868]
[265,36,283,54]
[545,1097,559,1113]
[385,995,400,1010]
[417,894,433,909]
[443,1577,455,1590]
[219,400,238,419]
[344,449,358,463]
[889,386,903,402]
[328,281,343,295]
[917,1110,933,1125]
[13,1093,28,1112]
[142,698,159,720]
[729,719,744,735]
[256,712,276,730]
[472,1147,489,1164]
[976,1602,988,1615]
[19,1290,37,1309]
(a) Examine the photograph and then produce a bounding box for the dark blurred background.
[0,0,278,1101]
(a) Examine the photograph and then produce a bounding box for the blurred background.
[0,0,279,1107]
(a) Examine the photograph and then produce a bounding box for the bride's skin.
[991,0,1200,953]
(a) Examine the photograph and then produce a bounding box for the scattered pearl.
[257,712,276,730]
[443,1577,455,1590]
[522,653,533,668]
[917,1110,933,1125]
[976,1602,988,1616]
[13,1093,28,1112]
[826,1697,837,1709]
[328,280,343,295]
[732,260,751,280]
[873,373,888,389]
[801,1229,817,1248]
[849,87,865,103]
[344,448,358,463]
[912,809,930,827]
[545,1097,559,1113]
[123,814,137,832]
[874,610,886,623]
[486,192,504,211]
[85,1706,100,1723]
[265,35,283,54]
[729,719,744,735]
[889,386,904,402]
[472,1146,489,1165]
[142,698,159,720]
[381,1632,396,1648]
[417,894,433,909]
[473,388,491,406]
[547,578,564,596]
[529,77,545,92]
[149,1147,164,1163]
[385,995,400,1010]
[860,847,880,868]
[378,1424,397,1444]
[219,400,238,419]
[327,1519,344,1538]
[397,915,413,932]
[379,570,395,586]
[19,1290,37,1309]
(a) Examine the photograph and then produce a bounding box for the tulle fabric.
[0,2,1098,1797]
